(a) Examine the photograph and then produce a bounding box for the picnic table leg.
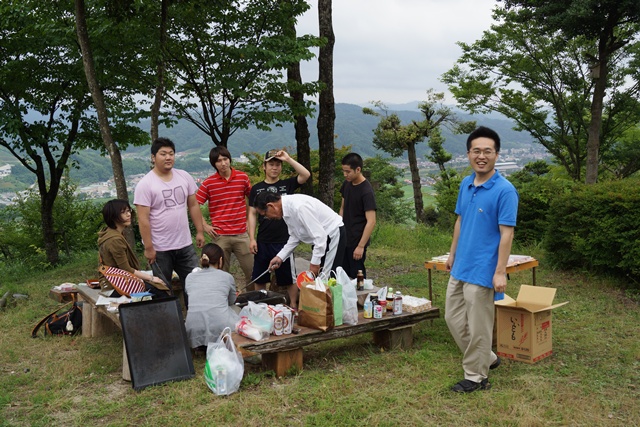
[373,325,414,350]
[122,340,131,382]
[262,348,303,377]
[80,296,94,337]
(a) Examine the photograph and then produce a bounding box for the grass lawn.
[1,224,638,426]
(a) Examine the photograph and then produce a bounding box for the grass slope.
[1,224,638,426]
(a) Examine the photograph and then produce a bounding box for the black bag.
[31,301,83,337]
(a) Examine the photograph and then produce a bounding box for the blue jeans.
[154,245,199,308]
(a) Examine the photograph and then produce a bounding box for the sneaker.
[490,356,501,370]
[451,378,491,393]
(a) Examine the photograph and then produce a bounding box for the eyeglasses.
[468,149,497,157]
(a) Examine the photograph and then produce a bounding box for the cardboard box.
[495,285,568,364]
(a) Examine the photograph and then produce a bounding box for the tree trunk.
[585,42,609,185]
[75,0,134,246]
[317,0,335,206]
[283,1,312,195]
[150,0,169,141]
[40,194,59,266]
[407,142,425,224]
[288,62,312,195]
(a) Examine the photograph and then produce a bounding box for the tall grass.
[1,222,639,426]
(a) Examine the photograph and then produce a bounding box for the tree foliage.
[363,90,474,224]
[455,3,640,183]
[164,0,321,148]
[517,0,640,185]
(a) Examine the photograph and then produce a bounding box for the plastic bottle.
[393,291,403,315]
[216,366,227,395]
[363,295,373,318]
[356,270,364,291]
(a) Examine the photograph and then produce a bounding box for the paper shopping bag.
[298,285,334,331]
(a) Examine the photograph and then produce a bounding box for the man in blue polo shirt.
[444,126,519,393]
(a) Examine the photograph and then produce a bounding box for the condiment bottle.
[356,270,364,291]
[393,291,403,315]
[386,287,395,312]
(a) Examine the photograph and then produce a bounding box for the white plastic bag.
[235,317,270,341]
[238,301,273,334]
[204,327,244,396]
[336,267,358,325]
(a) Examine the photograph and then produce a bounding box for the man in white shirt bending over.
[253,192,345,278]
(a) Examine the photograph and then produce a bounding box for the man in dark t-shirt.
[248,149,310,309]
[339,152,377,279]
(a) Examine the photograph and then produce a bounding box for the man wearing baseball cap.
[248,149,310,309]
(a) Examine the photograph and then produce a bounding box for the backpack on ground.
[31,301,83,337]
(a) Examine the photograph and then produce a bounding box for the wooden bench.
[75,285,132,381]
[233,307,440,377]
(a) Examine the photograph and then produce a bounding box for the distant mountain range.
[131,102,536,159]
[1,103,538,191]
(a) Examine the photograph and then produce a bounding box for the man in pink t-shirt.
[134,138,205,305]
[196,146,253,287]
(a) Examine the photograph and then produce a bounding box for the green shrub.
[432,169,462,230]
[0,178,102,264]
[508,174,574,244]
[544,177,640,281]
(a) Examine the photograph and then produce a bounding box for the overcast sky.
[296,0,498,106]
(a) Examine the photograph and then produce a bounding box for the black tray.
[234,290,288,308]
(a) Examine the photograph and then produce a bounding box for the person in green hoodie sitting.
[97,199,170,297]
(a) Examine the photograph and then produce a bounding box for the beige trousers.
[214,233,254,286]
[445,276,498,383]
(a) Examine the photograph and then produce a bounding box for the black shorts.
[251,242,296,286]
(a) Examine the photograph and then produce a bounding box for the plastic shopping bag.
[204,327,244,396]
[336,267,358,325]
[238,301,273,334]
[330,284,343,326]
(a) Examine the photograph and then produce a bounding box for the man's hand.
[268,256,283,271]
[203,223,220,238]
[309,263,320,277]
[144,247,156,265]
[445,253,455,272]
[249,239,258,255]
[195,231,205,248]
[493,272,507,293]
[352,246,364,260]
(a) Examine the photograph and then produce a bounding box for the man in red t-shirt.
[196,146,253,287]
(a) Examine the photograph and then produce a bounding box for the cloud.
[296,0,496,104]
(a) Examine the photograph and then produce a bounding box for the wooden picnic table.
[75,285,131,381]
[233,307,440,377]
[424,254,539,301]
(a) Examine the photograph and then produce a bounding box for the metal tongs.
[237,268,271,292]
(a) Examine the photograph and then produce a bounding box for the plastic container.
[215,366,227,395]
[363,299,373,318]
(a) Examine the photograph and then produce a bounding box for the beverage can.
[373,304,383,319]
[273,309,284,336]
[282,307,293,334]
